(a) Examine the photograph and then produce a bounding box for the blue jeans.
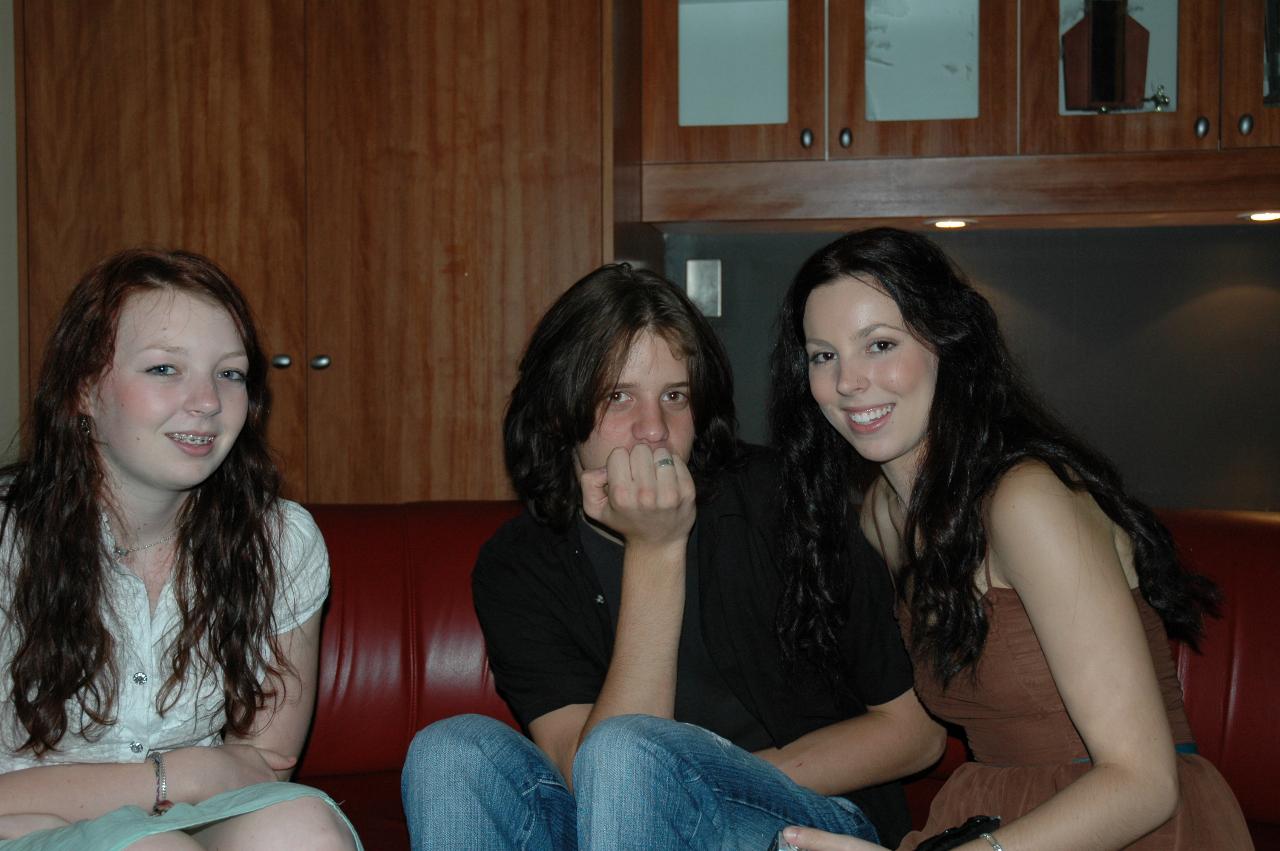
[401,713,879,850]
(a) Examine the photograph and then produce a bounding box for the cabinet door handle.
[1193,116,1211,139]
[270,354,293,369]
[838,128,852,148]
[309,355,332,370]
[1238,114,1254,136]
[800,128,814,148]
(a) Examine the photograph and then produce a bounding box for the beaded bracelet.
[146,750,174,816]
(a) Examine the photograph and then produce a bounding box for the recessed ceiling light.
[1241,211,1280,222]
[925,218,973,229]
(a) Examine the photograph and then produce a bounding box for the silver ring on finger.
[654,456,675,469]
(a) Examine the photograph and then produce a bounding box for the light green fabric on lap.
[0,781,362,851]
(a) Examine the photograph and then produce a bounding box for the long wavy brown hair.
[771,229,1217,689]
[2,249,288,755]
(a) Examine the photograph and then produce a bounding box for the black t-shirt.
[578,517,774,752]
[473,448,916,844]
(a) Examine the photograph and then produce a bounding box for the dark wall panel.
[667,226,1280,511]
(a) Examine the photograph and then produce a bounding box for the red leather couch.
[293,504,1280,850]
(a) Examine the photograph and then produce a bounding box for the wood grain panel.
[609,0,641,245]
[18,0,308,494]
[14,0,30,416]
[306,0,605,502]
[1021,2,1220,154]
[611,0,666,270]
[828,0,1016,158]
[1222,0,1280,149]
[642,0,825,163]
[641,148,1280,221]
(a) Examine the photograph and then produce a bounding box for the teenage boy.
[401,264,943,850]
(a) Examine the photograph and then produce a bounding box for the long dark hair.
[770,228,1217,686]
[505,263,739,531]
[2,248,287,755]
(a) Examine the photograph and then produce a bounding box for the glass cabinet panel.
[643,0,824,162]
[1058,0,1179,115]
[865,0,980,121]
[678,0,789,126]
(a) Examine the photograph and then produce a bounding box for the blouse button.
[130,741,144,753]
[132,672,149,685]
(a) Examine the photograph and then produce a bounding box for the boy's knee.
[574,715,682,787]
[579,715,680,754]
[403,713,533,803]
[405,713,500,770]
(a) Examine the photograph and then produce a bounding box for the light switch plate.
[686,259,722,317]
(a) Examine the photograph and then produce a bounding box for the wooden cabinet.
[17,0,310,491]
[639,1,1280,226]
[17,0,626,502]
[646,1,1279,162]
[1222,0,1280,149]
[642,0,1016,163]
[304,0,607,501]
[827,0,1016,158]
[642,0,824,162]
[1022,1,1280,155]
[1020,1,1221,154]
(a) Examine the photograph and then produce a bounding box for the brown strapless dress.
[897,587,1252,850]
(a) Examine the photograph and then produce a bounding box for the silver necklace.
[107,521,177,559]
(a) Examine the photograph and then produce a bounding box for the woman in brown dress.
[767,229,1252,850]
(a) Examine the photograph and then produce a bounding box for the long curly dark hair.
[770,228,1218,687]
[1,248,287,755]
[505,263,740,531]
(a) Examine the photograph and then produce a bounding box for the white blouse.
[0,500,329,773]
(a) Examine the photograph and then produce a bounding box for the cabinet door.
[828,0,1016,158]
[1223,0,1280,148]
[18,0,308,495]
[642,0,825,162]
[305,0,605,502]
[1021,1,1220,154]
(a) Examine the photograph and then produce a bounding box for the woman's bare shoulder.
[985,459,1124,588]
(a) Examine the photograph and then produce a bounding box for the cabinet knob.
[1193,116,1211,139]
[309,355,332,370]
[800,128,814,149]
[838,128,852,148]
[270,354,292,369]
[1238,114,1255,136]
